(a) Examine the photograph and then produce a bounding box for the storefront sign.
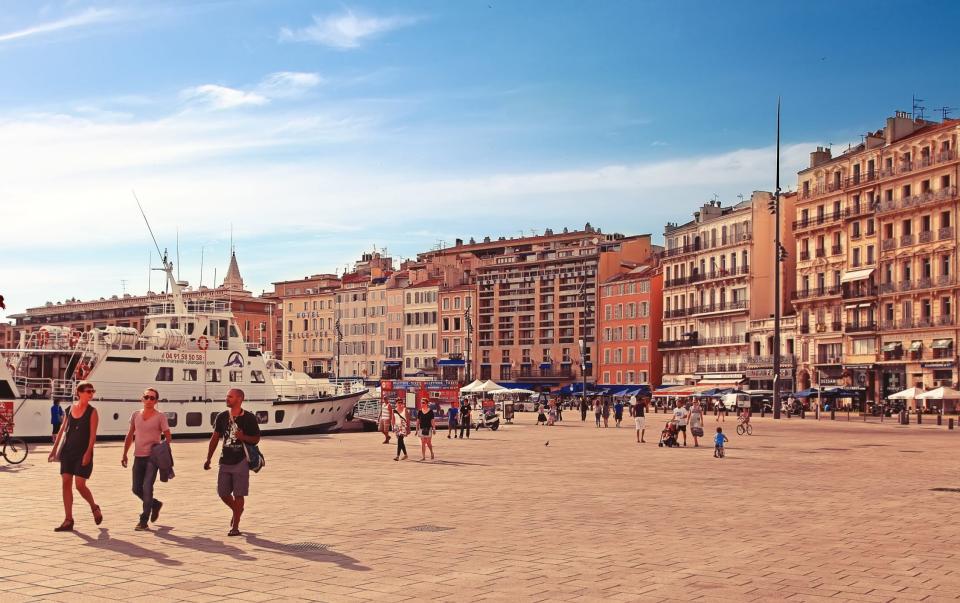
[818,378,840,386]
[921,360,955,369]
[0,401,13,433]
[843,364,875,370]
[745,369,792,378]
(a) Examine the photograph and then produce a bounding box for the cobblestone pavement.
[1,411,958,602]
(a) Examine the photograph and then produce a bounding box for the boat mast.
[134,192,188,315]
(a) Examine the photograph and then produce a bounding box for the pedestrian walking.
[121,388,172,531]
[547,400,557,426]
[446,403,459,439]
[580,397,588,422]
[602,398,611,428]
[49,381,102,532]
[418,402,436,461]
[50,399,64,443]
[204,388,260,537]
[391,401,410,460]
[613,398,624,427]
[537,403,547,426]
[555,396,563,422]
[378,399,392,444]
[593,398,602,427]
[631,395,646,443]
[673,400,689,446]
[714,426,729,458]
[715,398,725,422]
[689,400,705,447]
[459,399,471,439]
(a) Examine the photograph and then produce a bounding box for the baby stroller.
[658,421,679,448]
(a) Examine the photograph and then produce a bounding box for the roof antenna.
[176,227,181,281]
[940,106,956,121]
[912,94,926,121]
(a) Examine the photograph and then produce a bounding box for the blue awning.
[539,362,552,369]
[438,359,465,366]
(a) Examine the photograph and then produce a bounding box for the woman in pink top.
[121,388,172,531]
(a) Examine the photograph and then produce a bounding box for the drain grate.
[288,542,329,551]
[931,487,960,493]
[407,525,454,533]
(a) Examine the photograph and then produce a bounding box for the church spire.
[221,250,244,291]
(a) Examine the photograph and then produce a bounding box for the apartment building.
[597,260,663,387]
[384,271,409,380]
[335,252,394,379]
[660,191,793,388]
[746,315,797,391]
[438,285,475,382]
[273,274,340,375]
[418,228,657,387]
[794,113,960,399]
[403,279,440,377]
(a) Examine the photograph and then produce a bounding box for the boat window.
[275,410,285,423]
[251,371,266,384]
[255,410,268,424]
[183,369,197,381]
[206,369,221,383]
[170,318,179,329]
[156,367,173,381]
[187,323,195,335]
[156,323,167,329]
[230,325,240,338]
[165,412,177,427]
[230,370,244,382]
[186,412,202,427]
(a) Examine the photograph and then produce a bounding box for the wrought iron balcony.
[845,322,877,333]
[881,239,896,251]
[940,226,955,241]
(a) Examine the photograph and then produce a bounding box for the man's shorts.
[677,424,687,432]
[218,461,250,497]
[634,416,645,430]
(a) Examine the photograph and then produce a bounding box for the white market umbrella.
[887,387,924,399]
[477,380,506,393]
[493,388,537,396]
[460,379,485,393]
[916,386,960,400]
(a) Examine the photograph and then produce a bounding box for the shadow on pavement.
[421,459,488,467]
[243,532,370,571]
[153,525,256,561]
[72,528,183,566]
[0,464,30,473]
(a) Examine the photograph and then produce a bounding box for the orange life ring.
[36,330,49,347]
[197,335,209,351]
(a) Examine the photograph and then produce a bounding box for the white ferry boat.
[0,260,366,440]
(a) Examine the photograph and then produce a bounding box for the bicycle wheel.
[745,424,753,436]
[2,438,28,464]
[736,424,745,436]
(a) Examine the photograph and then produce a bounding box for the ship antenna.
[134,191,164,259]
[134,191,187,315]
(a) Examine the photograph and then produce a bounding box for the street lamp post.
[772,97,784,419]
[579,281,592,400]
[335,294,343,382]
[464,296,473,383]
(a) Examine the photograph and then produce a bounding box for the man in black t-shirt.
[204,388,261,536]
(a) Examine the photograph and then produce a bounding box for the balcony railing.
[745,355,797,367]
[696,335,748,346]
[659,338,698,349]
[900,234,914,247]
[940,226,955,241]
[877,186,959,215]
[800,251,811,261]
[842,283,878,299]
[919,230,934,244]
[791,286,841,300]
[881,238,896,251]
[815,248,827,258]
[515,367,575,379]
[799,324,810,334]
[689,300,749,315]
[831,244,842,255]
[696,363,746,373]
[794,211,843,230]
[844,322,877,333]
[831,321,842,331]
[879,282,895,294]
[899,280,914,292]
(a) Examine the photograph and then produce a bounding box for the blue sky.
[1,0,959,316]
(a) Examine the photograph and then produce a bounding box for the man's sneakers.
[150,501,163,523]
[135,522,150,531]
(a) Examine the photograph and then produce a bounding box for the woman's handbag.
[692,426,704,437]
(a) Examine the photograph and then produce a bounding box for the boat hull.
[5,390,367,441]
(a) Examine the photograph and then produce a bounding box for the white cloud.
[0,7,116,43]
[180,84,268,110]
[280,11,419,49]
[256,71,323,98]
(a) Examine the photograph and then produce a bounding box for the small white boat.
[0,257,365,440]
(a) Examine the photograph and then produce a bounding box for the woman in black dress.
[49,382,102,531]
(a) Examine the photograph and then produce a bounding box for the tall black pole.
[773,97,783,419]
[335,294,342,381]
[464,296,473,383]
[580,282,590,401]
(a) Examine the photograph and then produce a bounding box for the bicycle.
[736,414,753,436]
[0,418,28,464]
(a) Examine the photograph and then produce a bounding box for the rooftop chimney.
[809,146,832,168]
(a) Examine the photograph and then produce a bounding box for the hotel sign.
[921,360,954,369]
[745,368,792,378]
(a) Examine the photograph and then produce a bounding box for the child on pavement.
[714,426,728,458]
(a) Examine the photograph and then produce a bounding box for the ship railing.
[148,300,232,315]
[354,397,381,422]
[13,377,54,399]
